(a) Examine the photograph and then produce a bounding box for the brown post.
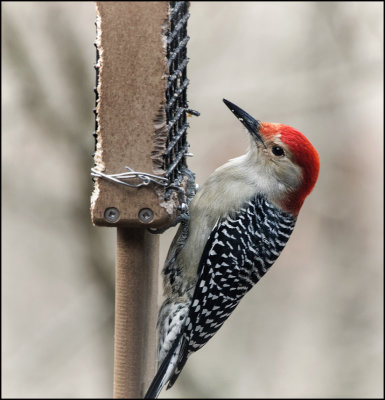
[114,228,159,397]
[90,2,183,398]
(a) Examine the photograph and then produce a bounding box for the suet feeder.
[90,2,197,397]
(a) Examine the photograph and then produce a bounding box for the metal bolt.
[104,207,120,223]
[138,208,154,224]
[179,203,188,213]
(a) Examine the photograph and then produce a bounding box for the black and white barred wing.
[183,196,296,356]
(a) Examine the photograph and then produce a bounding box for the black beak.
[223,99,265,147]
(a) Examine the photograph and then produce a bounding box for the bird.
[144,98,320,398]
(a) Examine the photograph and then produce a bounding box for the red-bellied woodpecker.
[145,99,320,398]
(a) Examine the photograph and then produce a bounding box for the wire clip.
[91,166,169,188]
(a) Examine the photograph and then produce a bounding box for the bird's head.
[223,99,320,216]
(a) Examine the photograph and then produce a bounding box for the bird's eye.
[272,145,285,157]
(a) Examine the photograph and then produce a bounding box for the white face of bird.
[246,133,303,195]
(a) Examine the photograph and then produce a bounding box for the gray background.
[3,2,383,398]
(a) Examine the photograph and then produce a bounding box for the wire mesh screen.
[92,40,99,155]
[164,1,193,185]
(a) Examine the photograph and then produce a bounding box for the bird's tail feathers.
[144,334,183,399]
[165,337,190,389]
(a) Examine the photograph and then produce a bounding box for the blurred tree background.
[2,2,383,398]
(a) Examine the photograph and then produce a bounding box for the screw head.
[104,207,120,223]
[138,208,154,224]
